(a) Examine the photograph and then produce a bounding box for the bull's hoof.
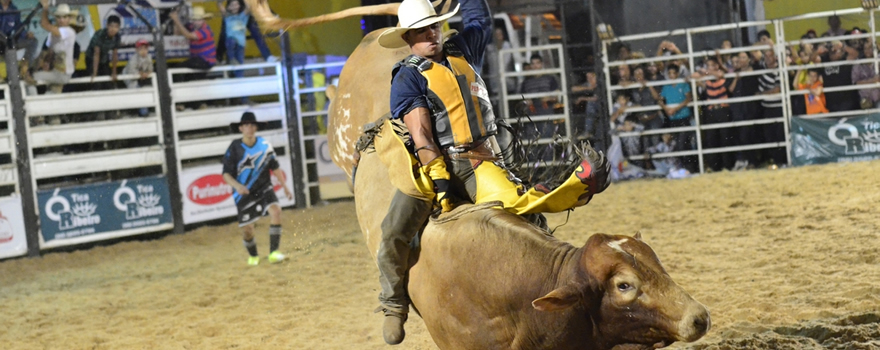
[383,313,407,345]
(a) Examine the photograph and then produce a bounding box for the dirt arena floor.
[1,160,879,350]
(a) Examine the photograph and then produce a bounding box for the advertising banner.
[97,4,190,61]
[0,196,28,260]
[313,134,346,178]
[38,176,174,246]
[790,114,880,166]
[180,156,296,225]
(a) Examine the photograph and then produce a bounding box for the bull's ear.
[532,285,581,312]
[633,231,643,241]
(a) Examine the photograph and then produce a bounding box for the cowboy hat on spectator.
[189,6,213,20]
[53,3,72,17]
[377,0,459,49]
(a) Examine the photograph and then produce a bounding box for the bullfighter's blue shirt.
[390,0,493,120]
[222,136,280,203]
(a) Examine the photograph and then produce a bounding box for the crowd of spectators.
[593,14,880,179]
[0,0,275,119]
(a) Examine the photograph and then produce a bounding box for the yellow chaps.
[372,119,595,215]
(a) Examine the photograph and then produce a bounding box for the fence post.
[280,32,308,207]
[152,26,185,234]
[5,41,40,256]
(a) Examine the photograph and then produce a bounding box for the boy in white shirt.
[35,0,75,94]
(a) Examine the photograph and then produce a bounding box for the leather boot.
[383,311,408,345]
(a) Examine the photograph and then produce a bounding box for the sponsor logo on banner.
[187,175,233,205]
[791,114,880,166]
[0,211,13,244]
[271,168,287,192]
[827,119,880,154]
[115,181,165,221]
[180,157,295,225]
[38,176,174,244]
[0,197,27,259]
[44,190,101,236]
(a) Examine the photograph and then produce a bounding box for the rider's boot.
[382,308,408,345]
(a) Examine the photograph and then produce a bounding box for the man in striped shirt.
[696,57,738,171]
[170,6,217,70]
[757,50,786,166]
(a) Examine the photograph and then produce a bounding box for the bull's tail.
[244,0,451,32]
[245,0,399,31]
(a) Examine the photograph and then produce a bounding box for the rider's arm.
[450,0,493,70]
[403,107,442,164]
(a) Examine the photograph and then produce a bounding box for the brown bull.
[244,1,711,348]
[355,148,709,349]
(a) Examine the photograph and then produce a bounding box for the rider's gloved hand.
[421,156,455,213]
[584,144,612,195]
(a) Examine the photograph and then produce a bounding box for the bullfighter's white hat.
[377,0,459,49]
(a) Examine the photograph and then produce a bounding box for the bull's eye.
[617,283,632,292]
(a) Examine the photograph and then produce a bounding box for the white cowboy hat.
[53,4,71,17]
[189,6,213,20]
[377,0,459,49]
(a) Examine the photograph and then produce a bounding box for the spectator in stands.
[484,27,512,97]
[617,43,632,61]
[756,30,772,45]
[0,0,38,71]
[170,6,217,71]
[617,64,635,87]
[610,93,643,162]
[715,40,734,72]
[219,0,248,78]
[757,49,786,166]
[694,57,737,171]
[215,0,276,64]
[646,62,663,81]
[656,40,689,79]
[632,66,662,146]
[123,39,153,116]
[35,0,75,94]
[645,133,680,176]
[730,51,760,171]
[853,43,880,109]
[817,39,860,112]
[85,15,121,89]
[572,71,599,136]
[805,29,817,39]
[824,15,845,37]
[797,68,828,115]
[648,65,693,153]
[610,92,633,127]
[520,54,559,115]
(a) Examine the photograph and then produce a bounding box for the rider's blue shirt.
[390,0,493,120]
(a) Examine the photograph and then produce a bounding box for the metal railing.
[601,6,880,174]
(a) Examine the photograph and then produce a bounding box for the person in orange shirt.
[798,69,829,115]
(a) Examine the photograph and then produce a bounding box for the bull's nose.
[692,312,710,335]
[679,305,710,342]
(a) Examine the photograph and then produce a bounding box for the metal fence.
[601,6,880,174]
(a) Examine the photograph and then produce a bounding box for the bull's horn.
[245,0,400,31]
[326,85,337,101]
[244,0,449,31]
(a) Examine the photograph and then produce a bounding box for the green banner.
[790,114,880,166]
